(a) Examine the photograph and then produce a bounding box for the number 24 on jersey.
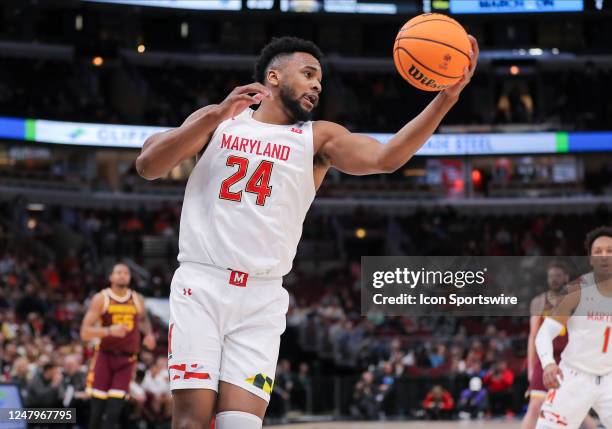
[219,155,273,206]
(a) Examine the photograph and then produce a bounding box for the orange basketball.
[393,13,471,92]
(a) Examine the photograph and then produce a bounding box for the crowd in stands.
[1,197,611,424]
[1,57,611,132]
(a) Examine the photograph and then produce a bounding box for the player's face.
[278,52,322,122]
[547,267,568,292]
[590,236,612,278]
[109,264,131,288]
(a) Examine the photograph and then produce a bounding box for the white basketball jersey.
[177,108,316,278]
[562,272,612,375]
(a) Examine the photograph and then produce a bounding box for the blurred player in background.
[536,226,612,429]
[521,260,596,429]
[80,263,156,429]
[137,36,478,429]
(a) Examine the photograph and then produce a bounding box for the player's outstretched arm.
[136,83,271,180]
[317,36,478,175]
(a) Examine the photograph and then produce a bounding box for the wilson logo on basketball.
[407,65,448,90]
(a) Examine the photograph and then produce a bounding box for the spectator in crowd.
[422,385,454,420]
[272,359,295,417]
[9,356,31,404]
[128,368,153,428]
[60,354,88,425]
[351,371,381,420]
[457,377,489,420]
[428,343,447,369]
[483,360,515,416]
[291,362,311,413]
[141,356,171,422]
[27,362,63,408]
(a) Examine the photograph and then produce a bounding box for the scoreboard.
[424,0,584,14]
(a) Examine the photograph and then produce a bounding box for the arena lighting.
[180,22,189,38]
[510,65,520,75]
[528,48,543,56]
[75,14,83,31]
[137,44,146,53]
[355,228,367,239]
[26,203,45,211]
[92,56,103,66]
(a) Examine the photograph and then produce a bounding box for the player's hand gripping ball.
[393,13,472,91]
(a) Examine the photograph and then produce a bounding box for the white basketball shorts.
[536,360,612,429]
[167,261,289,402]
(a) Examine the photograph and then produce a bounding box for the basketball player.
[136,36,479,429]
[536,226,612,429]
[80,262,156,429]
[521,261,596,429]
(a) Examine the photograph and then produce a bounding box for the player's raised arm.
[136,83,271,180]
[316,36,478,176]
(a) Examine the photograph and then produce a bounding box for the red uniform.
[86,288,142,399]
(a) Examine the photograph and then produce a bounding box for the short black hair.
[585,226,612,255]
[253,36,323,84]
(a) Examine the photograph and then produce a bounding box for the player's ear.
[267,69,280,87]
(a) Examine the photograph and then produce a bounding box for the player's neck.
[252,101,294,126]
[110,285,129,297]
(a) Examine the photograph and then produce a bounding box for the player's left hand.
[143,333,156,350]
[443,35,479,99]
[543,363,564,389]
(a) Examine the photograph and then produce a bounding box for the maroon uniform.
[86,288,142,399]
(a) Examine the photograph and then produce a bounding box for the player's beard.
[279,84,312,123]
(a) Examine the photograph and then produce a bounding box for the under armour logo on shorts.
[229,270,248,287]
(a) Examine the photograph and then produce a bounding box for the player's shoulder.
[558,278,582,312]
[565,277,582,294]
[131,291,146,313]
[313,120,350,138]
[88,290,107,310]
[529,292,547,314]
[313,120,350,152]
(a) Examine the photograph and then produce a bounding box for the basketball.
[394,13,471,91]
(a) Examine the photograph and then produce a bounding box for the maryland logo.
[539,410,568,427]
[246,373,274,394]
